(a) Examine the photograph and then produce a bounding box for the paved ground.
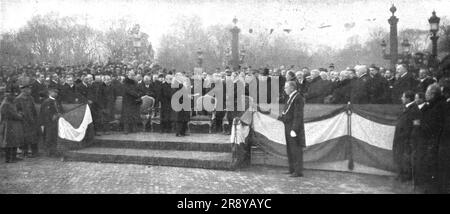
[0,156,415,194]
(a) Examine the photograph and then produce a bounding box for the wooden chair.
[188,95,217,133]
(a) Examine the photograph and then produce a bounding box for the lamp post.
[230,17,241,71]
[380,4,399,71]
[196,48,203,67]
[428,11,440,69]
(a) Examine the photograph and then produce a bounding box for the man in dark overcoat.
[393,90,420,182]
[350,65,371,104]
[437,79,450,193]
[172,77,191,137]
[160,74,174,133]
[101,75,117,133]
[412,83,446,193]
[278,81,305,177]
[392,65,419,104]
[122,71,141,134]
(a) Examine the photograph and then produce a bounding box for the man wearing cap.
[39,88,63,157]
[15,81,40,158]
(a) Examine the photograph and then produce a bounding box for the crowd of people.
[1,60,449,193]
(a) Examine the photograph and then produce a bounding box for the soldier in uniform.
[39,88,63,157]
[0,89,24,163]
[15,82,40,158]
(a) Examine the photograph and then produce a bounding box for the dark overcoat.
[14,93,39,144]
[392,72,419,104]
[350,74,371,104]
[392,102,420,176]
[160,82,174,122]
[0,99,24,148]
[121,78,141,124]
[437,99,450,193]
[411,96,446,189]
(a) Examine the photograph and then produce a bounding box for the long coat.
[121,78,141,124]
[102,83,117,122]
[367,74,390,104]
[350,74,371,104]
[172,85,191,123]
[306,77,331,103]
[14,93,39,143]
[160,82,174,122]
[331,79,352,104]
[412,96,446,189]
[437,99,450,193]
[0,99,24,148]
[393,102,420,176]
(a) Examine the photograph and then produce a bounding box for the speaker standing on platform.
[278,81,306,177]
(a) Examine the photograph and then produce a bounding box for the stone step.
[93,133,232,152]
[64,147,235,170]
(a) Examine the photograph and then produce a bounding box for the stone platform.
[63,132,235,170]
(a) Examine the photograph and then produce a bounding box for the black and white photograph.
[1,0,450,198]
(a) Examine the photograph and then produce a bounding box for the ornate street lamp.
[428,11,440,68]
[230,17,241,71]
[380,4,399,71]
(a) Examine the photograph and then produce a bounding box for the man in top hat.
[39,88,63,157]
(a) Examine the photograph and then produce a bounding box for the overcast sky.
[1,0,449,52]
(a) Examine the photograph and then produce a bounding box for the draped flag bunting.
[231,104,402,176]
[58,104,93,142]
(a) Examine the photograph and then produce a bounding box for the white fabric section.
[304,112,348,146]
[351,113,395,150]
[58,105,93,142]
[230,121,250,144]
[252,112,286,145]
